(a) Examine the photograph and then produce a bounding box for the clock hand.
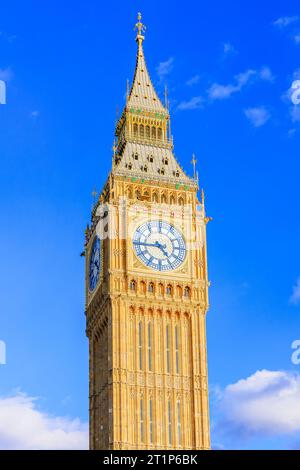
[133,241,167,249]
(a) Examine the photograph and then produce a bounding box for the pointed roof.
[127,13,167,113]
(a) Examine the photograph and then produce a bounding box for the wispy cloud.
[244,106,271,127]
[290,278,300,305]
[208,67,274,101]
[30,110,40,118]
[294,34,300,44]
[186,75,200,86]
[156,57,174,80]
[223,42,237,57]
[214,369,300,441]
[0,67,13,82]
[0,392,88,450]
[273,16,299,28]
[177,96,204,111]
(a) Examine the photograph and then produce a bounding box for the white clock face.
[133,221,186,271]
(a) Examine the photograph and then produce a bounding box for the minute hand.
[133,241,166,249]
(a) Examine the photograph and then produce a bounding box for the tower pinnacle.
[135,12,146,43]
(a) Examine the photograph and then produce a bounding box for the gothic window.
[140,124,144,138]
[133,123,138,137]
[142,165,148,172]
[138,321,143,370]
[153,192,158,203]
[148,322,152,371]
[140,399,144,442]
[146,125,150,138]
[179,197,184,206]
[128,163,132,170]
[148,155,154,163]
[166,325,170,373]
[157,127,162,140]
[177,400,181,446]
[175,325,180,374]
[149,400,153,444]
[176,171,180,177]
[130,280,136,291]
[159,283,164,295]
[163,157,169,165]
[158,168,165,175]
[184,286,191,298]
[166,285,172,295]
[161,194,167,203]
[140,281,146,294]
[148,282,154,293]
[170,195,175,205]
[168,400,172,445]
[151,126,156,139]
[134,152,139,160]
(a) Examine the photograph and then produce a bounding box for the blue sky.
[0,0,300,449]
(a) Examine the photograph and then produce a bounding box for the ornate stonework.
[85,13,211,450]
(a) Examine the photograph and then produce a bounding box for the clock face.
[133,221,186,271]
[89,237,101,291]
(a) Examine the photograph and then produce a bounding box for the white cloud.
[186,75,200,86]
[295,34,300,44]
[207,67,273,101]
[244,106,271,127]
[177,96,204,110]
[0,392,88,450]
[291,106,300,122]
[156,57,174,80]
[273,16,299,28]
[216,369,300,438]
[0,67,13,82]
[290,278,300,305]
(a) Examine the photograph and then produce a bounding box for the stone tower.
[85,13,211,450]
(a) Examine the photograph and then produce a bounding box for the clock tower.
[85,13,211,450]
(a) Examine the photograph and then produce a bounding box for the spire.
[127,13,167,113]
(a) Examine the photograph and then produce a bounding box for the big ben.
[84,13,211,450]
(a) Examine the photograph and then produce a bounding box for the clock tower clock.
[84,13,211,450]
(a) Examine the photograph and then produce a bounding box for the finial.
[91,189,97,207]
[164,85,169,110]
[135,12,146,43]
[191,153,197,180]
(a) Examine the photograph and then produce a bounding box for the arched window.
[151,126,156,139]
[138,321,143,370]
[140,281,146,294]
[130,280,136,291]
[140,399,144,442]
[179,197,184,206]
[148,322,152,371]
[153,192,159,203]
[184,286,190,298]
[166,285,172,295]
[161,194,167,204]
[166,324,170,373]
[157,127,162,140]
[148,282,154,293]
[133,123,138,137]
[168,400,172,445]
[146,125,150,138]
[175,325,180,374]
[149,400,153,444]
[140,124,144,138]
[177,400,181,446]
[170,195,175,205]
[159,283,164,295]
